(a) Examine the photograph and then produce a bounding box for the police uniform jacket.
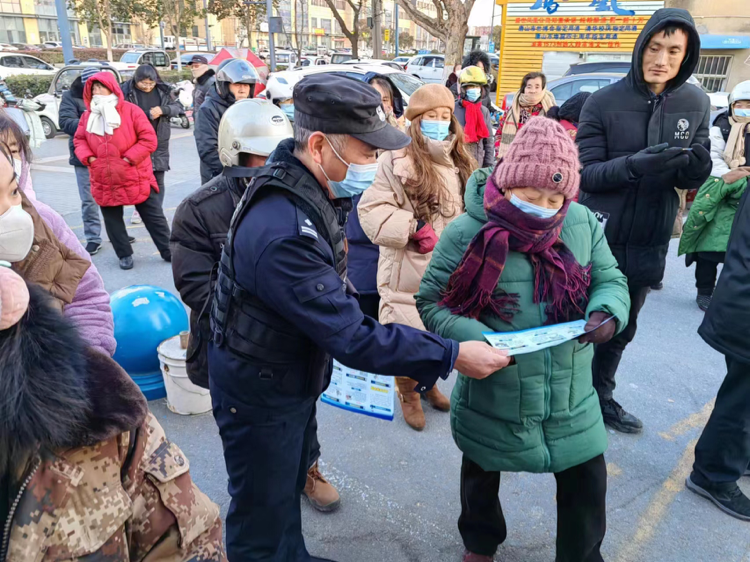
[207,140,459,398]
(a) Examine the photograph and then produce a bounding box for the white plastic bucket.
[157,334,212,415]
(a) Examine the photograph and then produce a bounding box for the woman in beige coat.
[359,84,476,430]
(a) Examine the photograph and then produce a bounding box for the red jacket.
[74,72,158,207]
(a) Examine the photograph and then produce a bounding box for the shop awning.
[699,35,750,50]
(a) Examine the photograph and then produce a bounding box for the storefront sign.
[313,28,325,36]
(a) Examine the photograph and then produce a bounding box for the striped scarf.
[440,174,591,323]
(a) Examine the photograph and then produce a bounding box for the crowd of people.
[0,5,748,562]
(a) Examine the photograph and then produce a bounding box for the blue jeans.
[74,166,101,245]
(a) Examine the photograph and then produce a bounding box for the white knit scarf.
[87,94,121,136]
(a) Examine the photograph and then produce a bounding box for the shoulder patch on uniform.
[297,208,319,240]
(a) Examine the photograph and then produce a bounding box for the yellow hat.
[459,65,488,86]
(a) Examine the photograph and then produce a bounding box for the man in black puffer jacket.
[577,7,712,434]
[195,59,258,184]
[58,67,103,255]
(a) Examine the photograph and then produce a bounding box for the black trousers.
[692,356,750,488]
[694,256,720,295]
[591,284,650,402]
[211,368,323,562]
[100,188,171,259]
[154,170,166,207]
[459,455,607,562]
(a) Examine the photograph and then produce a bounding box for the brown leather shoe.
[396,377,426,431]
[304,462,341,512]
[462,550,494,562]
[424,385,450,411]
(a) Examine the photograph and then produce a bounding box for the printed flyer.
[483,317,614,356]
[321,360,395,421]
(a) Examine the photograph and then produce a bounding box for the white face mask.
[509,194,560,219]
[12,158,21,180]
[0,204,34,262]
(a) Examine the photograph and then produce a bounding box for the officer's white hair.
[294,125,348,155]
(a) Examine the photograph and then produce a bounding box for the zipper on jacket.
[540,302,552,471]
[1,457,41,562]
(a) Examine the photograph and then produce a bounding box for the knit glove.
[683,143,712,178]
[411,222,439,254]
[0,266,29,330]
[627,143,690,178]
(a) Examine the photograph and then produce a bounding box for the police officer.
[208,74,510,561]
[171,99,342,513]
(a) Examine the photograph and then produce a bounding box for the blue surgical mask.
[281,104,295,121]
[734,108,750,118]
[465,88,481,102]
[420,119,451,141]
[509,194,560,219]
[319,136,379,199]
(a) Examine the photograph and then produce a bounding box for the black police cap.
[293,73,411,151]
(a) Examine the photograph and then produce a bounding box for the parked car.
[330,53,353,64]
[11,43,41,51]
[33,63,123,139]
[404,54,444,84]
[119,49,171,71]
[0,53,56,79]
[564,61,630,76]
[499,72,624,111]
[0,43,19,51]
[171,51,217,69]
[114,43,147,49]
[42,41,63,49]
[391,56,411,69]
[264,63,425,107]
[342,58,403,71]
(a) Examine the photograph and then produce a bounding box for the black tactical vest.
[210,162,349,397]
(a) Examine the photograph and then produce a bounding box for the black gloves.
[626,142,690,178]
[683,143,712,178]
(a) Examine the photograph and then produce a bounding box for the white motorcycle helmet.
[263,77,295,121]
[728,80,750,119]
[218,99,293,167]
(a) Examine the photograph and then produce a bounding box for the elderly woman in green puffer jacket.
[678,80,750,312]
[416,118,630,562]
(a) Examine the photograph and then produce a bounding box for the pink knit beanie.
[492,117,580,199]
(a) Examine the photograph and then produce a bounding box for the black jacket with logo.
[577,8,711,287]
[58,77,87,167]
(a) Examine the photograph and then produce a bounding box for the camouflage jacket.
[5,413,226,561]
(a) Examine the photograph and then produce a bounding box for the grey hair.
[294,125,348,154]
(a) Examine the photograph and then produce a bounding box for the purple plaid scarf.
[440,174,591,323]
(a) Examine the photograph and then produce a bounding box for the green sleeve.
[416,219,494,342]
[584,209,631,335]
[679,177,724,256]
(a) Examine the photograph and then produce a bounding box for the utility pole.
[159,21,165,50]
[372,0,381,58]
[203,0,212,50]
[394,1,398,57]
[54,0,74,63]
[267,0,276,71]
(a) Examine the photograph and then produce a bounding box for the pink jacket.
[21,161,116,356]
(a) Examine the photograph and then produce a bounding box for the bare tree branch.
[396,0,445,39]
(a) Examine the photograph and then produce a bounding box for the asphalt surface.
[31,132,750,562]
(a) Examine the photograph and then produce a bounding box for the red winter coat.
[74,72,158,207]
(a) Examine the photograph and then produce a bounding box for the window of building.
[192,25,199,37]
[311,17,317,28]
[0,16,26,43]
[694,55,733,93]
[311,0,327,6]
[35,0,56,16]
[112,23,132,45]
[334,20,341,35]
[38,18,60,42]
[89,25,102,47]
[321,18,331,35]
[0,0,20,14]
[335,0,345,8]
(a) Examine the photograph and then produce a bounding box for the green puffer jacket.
[678,175,748,256]
[416,168,631,474]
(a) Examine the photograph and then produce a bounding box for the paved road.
[32,132,750,562]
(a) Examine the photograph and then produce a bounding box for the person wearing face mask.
[74,71,172,270]
[187,54,216,124]
[446,63,462,92]
[195,58,259,184]
[264,79,296,123]
[453,66,494,170]
[366,74,406,132]
[358,83,477,430]
[0,132,115,356]
[495,71,555,158]
[207,74,510,561]
[121,64,183,214]
[678,81,750,312]
[417,118,630,562]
